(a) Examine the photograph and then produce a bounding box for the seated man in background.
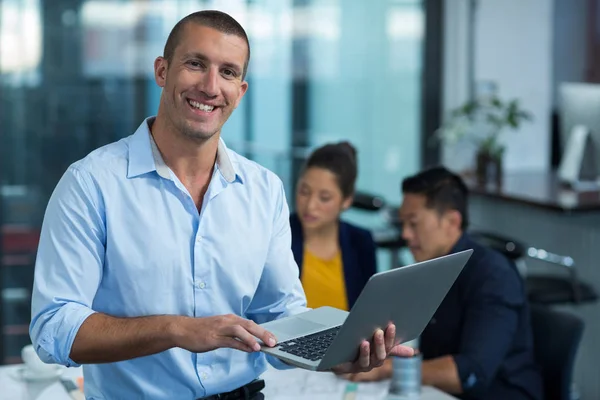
[344,166,543,400]
[291,141,377,311]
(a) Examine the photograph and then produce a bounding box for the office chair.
[469,231,597,305]
[351,191,386,211]
[530,305,584,400]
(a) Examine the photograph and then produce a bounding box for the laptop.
[259,249,473,371]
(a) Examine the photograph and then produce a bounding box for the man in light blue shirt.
[30,10,413,399]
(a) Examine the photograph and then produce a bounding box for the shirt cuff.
[35,302,96,367]
[453,354,480,393]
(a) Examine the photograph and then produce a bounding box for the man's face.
[154,24,248,141]
[399,193,458,262]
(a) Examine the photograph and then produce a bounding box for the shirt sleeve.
[29,165,106,367]
[452,257,524,397]
[245,177,308,369]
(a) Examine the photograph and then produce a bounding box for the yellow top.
[301,249,349,311]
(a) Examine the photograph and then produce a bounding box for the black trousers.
[197,380,265,400]
[199,392,263,400]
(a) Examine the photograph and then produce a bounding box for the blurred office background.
[2,0,600,398]
[0,0,430,363]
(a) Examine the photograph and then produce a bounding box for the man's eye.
[188,61,203,68]
[223,69,236,77]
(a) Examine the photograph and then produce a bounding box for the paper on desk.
[260,366,391,400]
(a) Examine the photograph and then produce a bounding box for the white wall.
[443,0,554,172]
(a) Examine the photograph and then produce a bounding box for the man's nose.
[401,225,412,242]
[199,67,219,97]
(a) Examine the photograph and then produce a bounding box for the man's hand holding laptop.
[330,323,415,373]
[180,314,414,373]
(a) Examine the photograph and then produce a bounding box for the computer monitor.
[558,83,600,179]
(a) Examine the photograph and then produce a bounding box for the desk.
[0,364,456,400]
[260,366,457,399]
[0,364,81,400]
[464,170,600,212]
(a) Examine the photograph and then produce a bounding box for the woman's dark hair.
[304,141,358,198]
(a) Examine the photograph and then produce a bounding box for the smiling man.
[29,10,412,400]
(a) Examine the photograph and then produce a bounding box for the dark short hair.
[401,166,469,230]
[304,142,358,198]
[163,10,251,79]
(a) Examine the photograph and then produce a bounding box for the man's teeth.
[189,100,214,112]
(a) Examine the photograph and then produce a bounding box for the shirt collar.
[127,117,239,183]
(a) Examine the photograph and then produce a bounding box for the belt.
[198,379,265,400]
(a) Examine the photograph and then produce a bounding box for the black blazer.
[290,213,377,309]
[421,233,543,400]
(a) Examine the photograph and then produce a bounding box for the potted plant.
[436,95,533,186]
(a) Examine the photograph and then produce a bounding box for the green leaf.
[436,95,532,147]
[491,97,502,108]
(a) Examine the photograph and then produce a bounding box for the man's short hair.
[401,166,469,230]
[163,10,251,80]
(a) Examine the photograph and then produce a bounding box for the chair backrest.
[351,191,386,212]
[530,305,584,400]
[469,230,527,261]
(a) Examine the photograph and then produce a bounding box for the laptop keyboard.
[277,326,341,361]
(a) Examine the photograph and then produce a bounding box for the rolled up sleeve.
[453,263,523,397]
[29,165,106,367]
[245,178,308,369]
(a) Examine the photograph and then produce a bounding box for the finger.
[374,329,387,362]
[359,340,370,370]
[389,344,416,358]
[221,337,255,353]
[227,325,262,352]
[369,356,384,369]
[242,320,277,347]
[384,324,396,352]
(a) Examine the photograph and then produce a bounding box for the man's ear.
[154,57,168,87]
[444,209,463,230]
[233,80,249,109]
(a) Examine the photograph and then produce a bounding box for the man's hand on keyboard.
[331,323,415,374]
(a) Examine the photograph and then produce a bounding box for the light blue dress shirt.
[30,117,308,399]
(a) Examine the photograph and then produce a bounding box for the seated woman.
[291,142,377,311]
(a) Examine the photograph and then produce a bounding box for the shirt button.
[196,235,203,242]
[197,281,206,289]
[201,372,208,380]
